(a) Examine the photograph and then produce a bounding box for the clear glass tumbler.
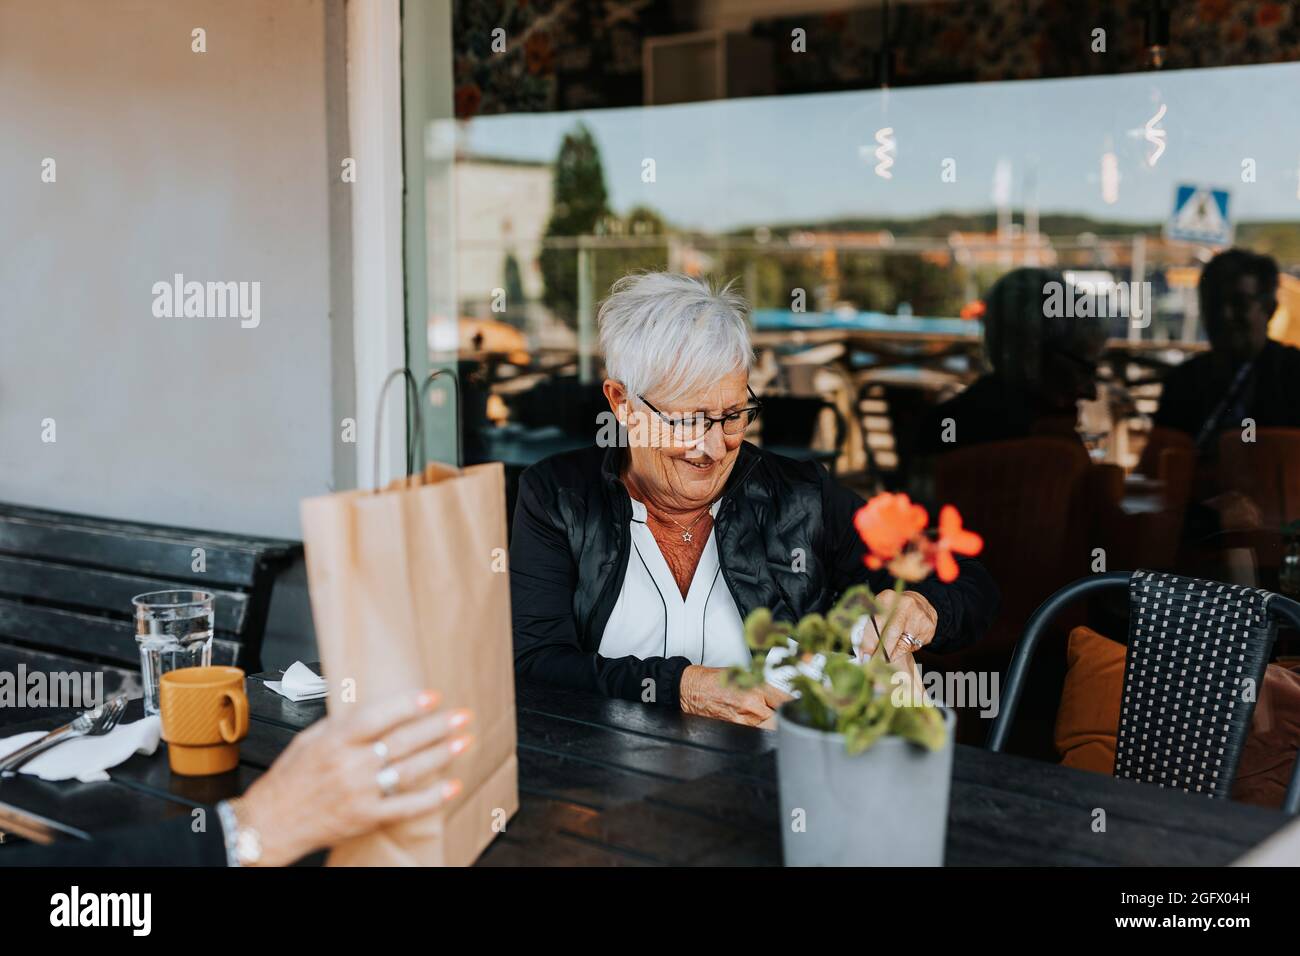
[133,590,214,715]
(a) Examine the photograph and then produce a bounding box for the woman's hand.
[679,665,791,728]
[860,590,939,663]
[228,690,473,866]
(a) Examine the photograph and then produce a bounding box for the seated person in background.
[1151,248,1300,543]
[914,267,1108,457]
[0,691,470,866]
[1153,248,1300,451]
[510,272,998,728]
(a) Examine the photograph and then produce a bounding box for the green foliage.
[891,702,949,751]
[539,123,610,320]
[825,585,878,641]
[501,253,525,326]
[734,587,949,756]
[742,607,793,651]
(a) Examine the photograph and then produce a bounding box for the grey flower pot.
[775,703,956,867]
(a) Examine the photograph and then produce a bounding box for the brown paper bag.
[300,459,518,866]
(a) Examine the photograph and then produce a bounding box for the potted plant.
[726,493,983,867]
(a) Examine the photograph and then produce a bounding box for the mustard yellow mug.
[159,666,249,776]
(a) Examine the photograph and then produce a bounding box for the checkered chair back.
[1114,570,1278,797]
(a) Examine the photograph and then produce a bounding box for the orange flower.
[933,505,983,582]
[854,493,928,570]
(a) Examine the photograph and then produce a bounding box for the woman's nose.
[699,423,728,458]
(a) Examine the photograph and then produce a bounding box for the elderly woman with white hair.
[511,273,998,727]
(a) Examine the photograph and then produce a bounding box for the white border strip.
[346,0,406,490]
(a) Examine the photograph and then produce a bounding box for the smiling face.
[605,369,751,513]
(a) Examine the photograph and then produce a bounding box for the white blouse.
[597,498,749,668]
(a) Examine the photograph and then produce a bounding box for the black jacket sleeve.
[820,468,999,655]
[510,466,692,707]
[0,811,227,866]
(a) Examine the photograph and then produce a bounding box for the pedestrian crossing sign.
[1165,185,1233,246]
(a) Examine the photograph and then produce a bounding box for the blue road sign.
[1165,184,1233,246]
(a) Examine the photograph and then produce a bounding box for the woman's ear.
[603,379,629,425]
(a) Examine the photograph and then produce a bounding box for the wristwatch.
[216,799,263,867]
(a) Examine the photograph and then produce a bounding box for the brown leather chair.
[931,437,1093,665]
[1208,428,1300,587]
[1137,425,1196,518]
[1218,428,1300,532]
[926,437,1094,751]
[1102,425,1194,572]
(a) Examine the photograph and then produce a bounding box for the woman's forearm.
[517,642,692,705]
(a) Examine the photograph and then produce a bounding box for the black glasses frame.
[637,386,763,437]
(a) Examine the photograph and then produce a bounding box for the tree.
[539,123,610,324]
[592,205,670,296]
[502,252,525,326]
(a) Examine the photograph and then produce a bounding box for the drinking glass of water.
[133,590,214,716]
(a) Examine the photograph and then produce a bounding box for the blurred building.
[453,153,552,323]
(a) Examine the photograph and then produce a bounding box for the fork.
[0,695,129,777]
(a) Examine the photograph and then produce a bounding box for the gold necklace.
[650,507,710,543]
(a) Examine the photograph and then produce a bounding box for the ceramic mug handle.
[218,688,249,743]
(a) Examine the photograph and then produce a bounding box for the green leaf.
[891,703,949,752]
[743,607,794,652]
[793,613,840,656]
[788,675,836,731]
[861,652,899,691]
[842,696,892,754]
[826,585,879,645]
[824,654,866,706]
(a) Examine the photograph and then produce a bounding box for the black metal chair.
[989,570,1300,814]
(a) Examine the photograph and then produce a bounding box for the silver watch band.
[216,800,242,868]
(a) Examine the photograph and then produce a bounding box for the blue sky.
[458,60,1300,232]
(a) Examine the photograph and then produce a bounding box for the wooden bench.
[0,503,300,703]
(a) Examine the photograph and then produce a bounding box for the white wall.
[0,0,354,541]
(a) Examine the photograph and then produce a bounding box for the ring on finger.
[373,740,391,765]
[899,632,923,650]
[376,765,400,797]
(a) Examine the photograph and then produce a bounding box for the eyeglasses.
[637,386,763,442]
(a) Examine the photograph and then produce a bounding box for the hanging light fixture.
[876,0,895,89]
[1144,0,1171,69]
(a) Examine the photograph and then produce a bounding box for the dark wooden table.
[0,652,1291,865]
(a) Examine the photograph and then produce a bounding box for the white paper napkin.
[0,715,161,783]
[763,614,873,695]
[763,616,928,700]
[265,661,327,702]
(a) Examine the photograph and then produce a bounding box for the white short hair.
[598,272,753,405]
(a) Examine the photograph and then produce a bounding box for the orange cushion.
[1054,627,1123,775]
[1233,663,1300,808]
[1053,627,1300,808]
